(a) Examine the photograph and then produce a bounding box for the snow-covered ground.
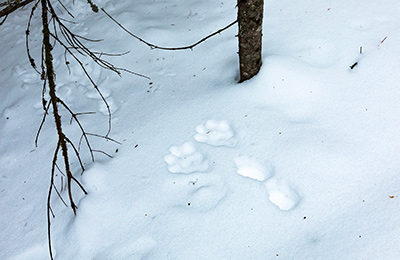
[1,0,400,259]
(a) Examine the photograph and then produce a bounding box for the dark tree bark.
[0,0,34,18]
[237,0,263,82]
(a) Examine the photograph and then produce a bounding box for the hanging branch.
[0,0,35,18]
[0,13,7,25]
[101,8,237,51]
[32,1,140,259]
[3,2,238,260]
[40,2,82,259]
[25,0,41,75]
[41,0,85,217]
[47,140,60,260]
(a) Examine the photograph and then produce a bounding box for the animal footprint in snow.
[164,173,227,211]
[264,179,300,211]
[12,65,40,91]
[164,142,209,173]
[234,155,300,211]
[194,120,236,146]
[234,155,273,181]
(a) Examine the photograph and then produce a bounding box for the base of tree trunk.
[237,0,263,83]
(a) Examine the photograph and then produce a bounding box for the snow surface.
[194,120,236,147]
[1,0,400,259]
[234,155,273,181]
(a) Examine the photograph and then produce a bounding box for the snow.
[264,178,300,211]
[1,0,400,259]
[164,141,209,173]
[194,120,236,146]
[234,155,273,182]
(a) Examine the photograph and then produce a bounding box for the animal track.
[164,142,209,174]
[264,178,300,211]
[12,65,40,91]
[164,119,301,212]
[194,119,236,146]
[234,155,300,211]
[234,155,274,182]
[164,173,227,212]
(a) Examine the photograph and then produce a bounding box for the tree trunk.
[237,0,263,82]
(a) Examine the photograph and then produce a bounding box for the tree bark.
[237,0,263,82]
[0,0,34,18]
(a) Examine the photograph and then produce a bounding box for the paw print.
[234,155,300,211]
[264,179,300,211]
[164,142,209,174]
[194,120,236,146]
[234,155,273,181]
[163,173,227,212]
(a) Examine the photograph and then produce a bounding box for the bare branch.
[55,163,65,176]
[64,136,85,173]
[47,140,60,260]
[26,1,124,259]
[50,32,113,137]
[0,0,35,18]
[57,98,95,161]
[0,13,7,25]
[52,183,68,207]
[35,101,51,147]
[69,111,96,125]
[71,175,87,194]
[25,0,41,74]
[56,0,74,18]
[86,133,122,145]
[92,149,113,158]
[101,8,237,51]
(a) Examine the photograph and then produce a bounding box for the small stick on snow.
[350,62,358,70]
[378,36,388,49]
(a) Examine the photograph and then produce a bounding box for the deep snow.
[1,0,400,259]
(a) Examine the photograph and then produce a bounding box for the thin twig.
[55,163,65,176]
[57,98,95,161]
[47,141,60,260]
[69,111,96,125]
[35,101,51,147]
[52,183,68,207]
[64,136,85,173]
[0,13,7,25]
[49,31,113,137]
[92,149,113,158]
[56,0,74,18]
[86,133,122,144]
[71,175,88,194]
[25,0,40,74]
[92,50,130,57]
[102,7,237,51]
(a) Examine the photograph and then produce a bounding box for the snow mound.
[164,142,209,173]
[265,179,300,211]
[234,155,274,181]
[163,173,227,212]
[194,119,236,146]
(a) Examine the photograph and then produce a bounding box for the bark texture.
[0,0,34,18]
[237,0,263,82]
